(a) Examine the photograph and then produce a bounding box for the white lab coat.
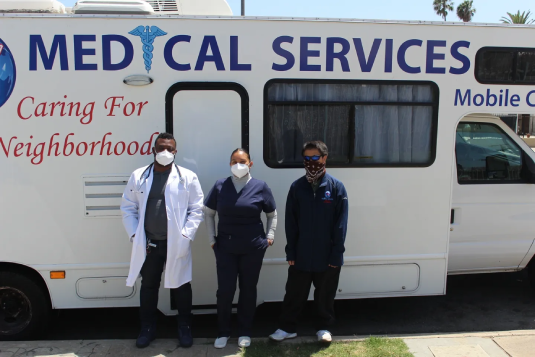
[121,164,204,288]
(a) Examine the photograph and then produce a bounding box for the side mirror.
[523,151,535,183]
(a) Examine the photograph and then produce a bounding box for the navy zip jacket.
[285,173,349,272]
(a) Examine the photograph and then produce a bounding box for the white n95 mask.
[231,163,250,178]
[155,150,175,166]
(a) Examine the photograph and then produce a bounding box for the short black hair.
[154,132,176,147]
[302,141,328,156]
[230,148,251,162]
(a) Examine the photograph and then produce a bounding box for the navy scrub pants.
[214,240,267,337]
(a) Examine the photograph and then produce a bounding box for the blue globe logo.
[0,38,16,108]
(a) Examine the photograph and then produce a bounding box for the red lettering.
[81,102,95,125]
[114,141,126,155]
[34,102,48,117]
[49,102,62,116]
[48,133,60,156]
[137,101,149,116]
[17,97,34,120]
[67,102,81,117]
[127,141,139,155]
[32,142,45,165]
[0,136,17,157]
[63,133,75,156]
[25,141,32,156]
[14,143,24,157]
[105,96,124,116]
[141,132,159,155]
[76,142,88,156]
[100,132,113,156]
[123,102,135,117]
[89,141,101,155]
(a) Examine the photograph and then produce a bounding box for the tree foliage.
[457,0,476,22]
[501,10,535,24]
[433,0,454,21]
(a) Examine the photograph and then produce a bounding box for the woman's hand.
[267,238,274,246]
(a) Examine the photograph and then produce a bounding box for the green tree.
[457,0,476,22]
[501,10,535,24]
[434,0,454,21]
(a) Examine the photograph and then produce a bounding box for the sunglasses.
[303,155,323,161]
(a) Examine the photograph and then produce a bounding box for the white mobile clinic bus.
[2,0,535,340]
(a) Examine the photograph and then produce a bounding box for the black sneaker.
[136,324,156,348]
[178,325,193,348]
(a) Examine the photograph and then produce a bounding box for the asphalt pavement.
[38,270,535,341]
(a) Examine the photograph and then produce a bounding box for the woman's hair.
[230,148,251,162]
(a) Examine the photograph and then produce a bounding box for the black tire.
[0,271,50,340]
[528,259,535,289]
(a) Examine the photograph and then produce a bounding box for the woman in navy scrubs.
[204,148,277,349]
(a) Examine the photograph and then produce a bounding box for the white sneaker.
[238,336,251,347]
[214,336,229,349]
[317,330,332,342]
[269,329,297,341]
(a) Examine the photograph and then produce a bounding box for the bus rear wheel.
[0,271,49,340]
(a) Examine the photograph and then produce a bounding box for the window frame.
[475,47,535,85]
[263,78,440,169]
[456,122,528,185]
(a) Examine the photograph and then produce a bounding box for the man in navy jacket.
[270,141,348,343]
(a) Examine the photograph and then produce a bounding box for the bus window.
[455,123,525,183]
[475,47,535,84]
[264,80,438,168]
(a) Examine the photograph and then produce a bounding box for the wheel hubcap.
[0,287,32,335]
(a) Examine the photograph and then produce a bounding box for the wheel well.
[0,262,52,309]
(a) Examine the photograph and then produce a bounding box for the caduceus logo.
[128,25,167,73]
[0,37,16,108]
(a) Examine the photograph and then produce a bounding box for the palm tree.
[457,0,476,22]
[434,0,454,21]
[500,10,535,24]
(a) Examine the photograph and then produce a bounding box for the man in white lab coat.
[121,132,204,349]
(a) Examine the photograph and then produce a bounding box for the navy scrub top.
[204,177,276,250]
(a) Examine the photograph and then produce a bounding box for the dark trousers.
[214,243,266,337]
[279,265,341,333]
[139,239,192,327]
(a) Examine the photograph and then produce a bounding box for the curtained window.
[264,81,438,167]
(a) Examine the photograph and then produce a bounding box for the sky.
[59,0,535,24]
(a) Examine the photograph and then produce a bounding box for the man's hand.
[288,261,295,266]
[268,239,274,246]
[211,244,215,249]
[328,264,338,268]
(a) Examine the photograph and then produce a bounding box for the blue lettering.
[426,40,446,74]
[29,35,68,71]
[74,35,97,71]
[473,94,484,106]
[454,89,471,106]
[164,35,191,71]
[511,94,520,107]
[353,38,381,72]
[385,39,393,73]
[527,91,535,107]
[195,36,225,71]
[450,41,471,75]
[300,37,321,71]
[272,36,294,71]
[486,89,497,106]
[102,35,133,71]
[397,39,422,74]
[230,36,251,71]
[326,37,350,72]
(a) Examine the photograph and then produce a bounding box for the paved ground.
[42,271,535,340]
[3,331,535,357]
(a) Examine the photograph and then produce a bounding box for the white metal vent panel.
[145,0,178,12]
[83,175,129,217]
